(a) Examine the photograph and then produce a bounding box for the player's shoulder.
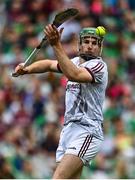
[87,57,105,63]
[82,57,108,76]
[86,57,107,68]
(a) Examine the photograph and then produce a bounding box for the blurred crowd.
[0,0,135,179]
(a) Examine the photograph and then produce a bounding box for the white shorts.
[56,122,103,165]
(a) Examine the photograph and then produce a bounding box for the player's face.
[79,36,101,56]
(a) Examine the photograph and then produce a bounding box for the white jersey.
[64,56,108,140]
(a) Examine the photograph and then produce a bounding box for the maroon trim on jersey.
[93,64,104,73]
[78,135,93,158]
[57,63,62,73]
[91,62,101,70]
[91,62,104,73]
[85,67,95,83]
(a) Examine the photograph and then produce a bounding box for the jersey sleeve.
[57,63,62,73]
[84,61,106,83]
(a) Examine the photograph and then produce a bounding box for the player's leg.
[52,154,83,179]
[54,123,103,178]
[72,165,83,179]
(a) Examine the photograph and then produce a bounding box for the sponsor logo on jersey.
[66,83,80,91]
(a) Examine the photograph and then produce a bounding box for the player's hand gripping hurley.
[12,8,79,77]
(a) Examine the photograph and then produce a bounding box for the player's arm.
[54,47,93,83]
[14,59,61,76]
[45,25,93,83]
